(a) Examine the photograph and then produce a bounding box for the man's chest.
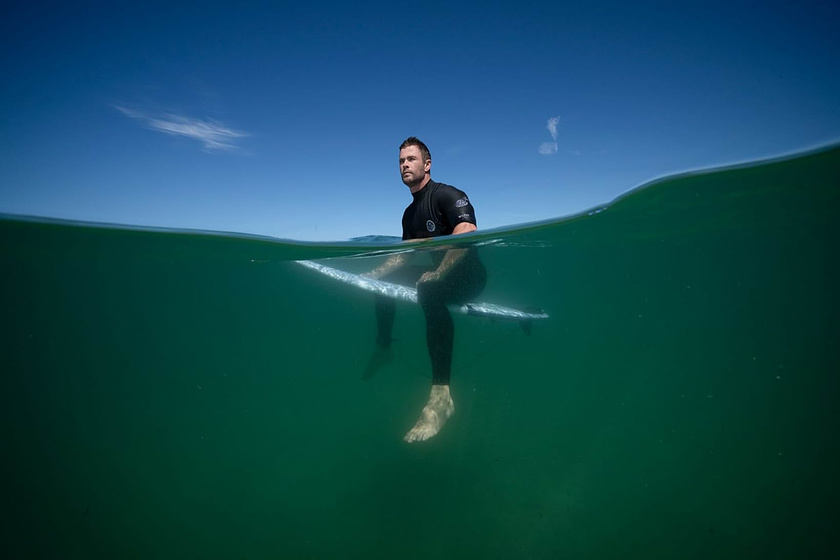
[403,197,448,239]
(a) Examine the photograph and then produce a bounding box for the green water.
[2,146,838,559]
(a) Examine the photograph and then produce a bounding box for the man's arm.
[364,252,409,280]
[418,222,477,283]
[451,222,477,235]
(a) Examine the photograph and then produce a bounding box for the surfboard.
[296,260,549,326]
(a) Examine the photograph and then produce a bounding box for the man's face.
[399,145,430,188]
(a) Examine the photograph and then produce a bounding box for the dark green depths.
[1,145,838,559]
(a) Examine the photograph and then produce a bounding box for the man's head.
[399,137,431,191]
[400,137,431,162]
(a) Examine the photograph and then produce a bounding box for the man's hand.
[417,246,467,285]
[417,270,442,284]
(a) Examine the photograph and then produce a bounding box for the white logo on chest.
[426,220,436,232]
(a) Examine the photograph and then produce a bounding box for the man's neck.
[409,176,431,194]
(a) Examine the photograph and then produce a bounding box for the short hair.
[399,137,431,162]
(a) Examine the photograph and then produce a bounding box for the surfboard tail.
[518,306,548,334]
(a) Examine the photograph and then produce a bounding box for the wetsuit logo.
[455,197,469,208]
[426,220,436,232]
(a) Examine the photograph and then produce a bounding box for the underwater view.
[2,145,838,559]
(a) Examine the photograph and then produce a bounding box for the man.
[364,137,486,442]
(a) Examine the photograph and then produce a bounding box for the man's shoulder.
[428,180,468,199]
[428,179,460,191]
[429,180,470,208]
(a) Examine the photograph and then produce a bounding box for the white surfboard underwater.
[296,259,549,332]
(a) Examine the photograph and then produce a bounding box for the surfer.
[363,137,486,442]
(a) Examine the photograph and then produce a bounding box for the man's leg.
[375,296,396,348]
[362,296,396,379]
[404,260,486,442]
[404,288,456,441]
[422,294,455,386]
[363,265,428,379]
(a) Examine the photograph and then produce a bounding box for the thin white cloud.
[114,105,248,152]
[547,116,560,141]
[539,115,561,156]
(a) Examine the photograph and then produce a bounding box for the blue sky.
[1,0,838,241]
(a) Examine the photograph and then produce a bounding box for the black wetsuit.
[376,180,486,385]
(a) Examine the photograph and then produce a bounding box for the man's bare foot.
[362,346,394,379]
[404,385,454,442]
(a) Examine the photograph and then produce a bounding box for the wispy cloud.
[538,116,560,155]
[114,105,248,152]
[547,116,560,140]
